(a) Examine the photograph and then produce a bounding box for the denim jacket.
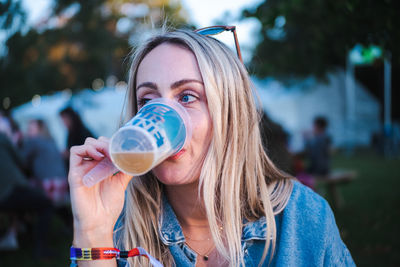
[117,181,355,266]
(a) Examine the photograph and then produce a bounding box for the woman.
[69,28,355,266]
[59,106,95,166]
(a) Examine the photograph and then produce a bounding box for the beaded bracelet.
[70,246,163,267]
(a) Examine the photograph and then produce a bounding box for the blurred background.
[0,0,399,266]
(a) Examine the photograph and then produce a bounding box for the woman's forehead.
[136,43,202,86]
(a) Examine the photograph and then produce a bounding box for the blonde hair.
[116,28,293,266]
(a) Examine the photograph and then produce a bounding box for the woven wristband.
[70,246,163,267]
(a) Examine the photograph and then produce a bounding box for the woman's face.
[136,43,212,185]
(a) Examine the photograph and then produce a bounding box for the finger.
[69,145,88,170]
[70,145,104,166]
[95,138,111,158]
[84,137,111,158]
[83,137,98,145]
[71,144,104,160]
[85,146,106,161]
[84,136,109,145]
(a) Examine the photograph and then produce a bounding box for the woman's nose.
[158,92,175,101]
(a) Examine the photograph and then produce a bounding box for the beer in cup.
[82,98,192,187]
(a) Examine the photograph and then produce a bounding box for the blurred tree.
[0,0,26,32]
[243,0,400,79]
[0,0,189,110]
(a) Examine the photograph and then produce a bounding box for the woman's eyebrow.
[136,82,157,91]
[170,79,203,89]
[136,79,203,91]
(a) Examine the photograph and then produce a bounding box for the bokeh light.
[92,78,105,91]
[115,81,128,92]
[2,97,11,110]
[31,94,41,107]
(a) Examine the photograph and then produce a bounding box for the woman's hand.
[68,137,132,247]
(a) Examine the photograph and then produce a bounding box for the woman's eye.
[180,94,196,104]
[137,98,151,107]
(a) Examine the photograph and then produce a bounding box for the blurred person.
[0,110,23,147]
[0,116,53,257]
[0,111,12,140]
[259,112,294,175]
[59,107,95,165]
[68,28,354,266]
[292,153,316,189]
[9,118,24,148]
[21,119,68,206]
[304,116,332,176]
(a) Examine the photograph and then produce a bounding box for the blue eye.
[180,94,196,103]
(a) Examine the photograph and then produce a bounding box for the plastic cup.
[82,98,192,187]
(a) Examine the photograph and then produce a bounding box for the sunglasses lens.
[196,27,226,36]
[194,25,242,62]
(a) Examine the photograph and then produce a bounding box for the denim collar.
[242,216,268,241]
[158,194,186,245]
[158,195,268,245]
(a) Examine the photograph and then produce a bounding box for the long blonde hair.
[116,28,293,266]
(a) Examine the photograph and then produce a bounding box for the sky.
[181,0,264,62]
[17,0,264,62]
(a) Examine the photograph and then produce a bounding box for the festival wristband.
[70,246,163,267]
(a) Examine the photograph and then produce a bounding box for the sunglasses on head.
[195,25,243,63]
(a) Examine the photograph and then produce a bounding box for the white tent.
[12,70,381,153]
[253,70,381,152]
[12,87,127,150]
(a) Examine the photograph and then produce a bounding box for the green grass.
[0,151,399,266]
[0,210,71,267]
[320,151,400,267]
